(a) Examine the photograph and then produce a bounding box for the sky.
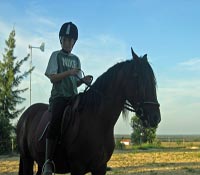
[0,0,200,135]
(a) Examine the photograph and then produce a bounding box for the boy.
[43,22,92,175]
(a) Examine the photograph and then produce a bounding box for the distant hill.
[114,134,131,139]
[157,135,200,142]
[114,134,200,142]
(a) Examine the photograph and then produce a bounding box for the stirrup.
[42,159,55,175]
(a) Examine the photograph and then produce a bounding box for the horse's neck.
[83,67,127,130]
[97,76,126,127]
[104,96,125,124]
[98,68,125,98]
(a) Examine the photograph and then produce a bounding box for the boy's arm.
[46,68,80,83]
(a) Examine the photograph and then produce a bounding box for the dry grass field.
[1,149,200,175]
[108,150,200,174]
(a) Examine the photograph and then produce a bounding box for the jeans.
[47,97,71,139]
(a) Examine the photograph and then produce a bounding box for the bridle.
[124,101,160,127]
[124,101,160,113]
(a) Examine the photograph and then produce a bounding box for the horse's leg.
[36,165,42,175]
[18,157,23,175]
[91,164,107,175]
[20,156,34,175]
[70,170,85,175]
[70,168,85,175]
[70,162,86,175]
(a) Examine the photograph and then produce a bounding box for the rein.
[75,69,104,96]
[77,69,93,88]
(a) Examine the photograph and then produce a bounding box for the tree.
[0,29,33,154]
[130,115,157,144]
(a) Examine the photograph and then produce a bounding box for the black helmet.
[59,22,78,42]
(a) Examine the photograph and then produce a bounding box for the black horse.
[16,48,161,175]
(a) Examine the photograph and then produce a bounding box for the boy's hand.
[69,68,80,76]
[82,75,93,85]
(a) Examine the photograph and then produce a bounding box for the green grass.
[116,141,200,152]
[182,167,196,173]
[132,143,163,150]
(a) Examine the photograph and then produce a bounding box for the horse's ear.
[131,47,139,61]
[143,54,148,61]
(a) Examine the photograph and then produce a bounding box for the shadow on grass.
[107,162,200,175]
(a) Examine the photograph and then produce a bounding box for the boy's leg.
[43,97,69,175]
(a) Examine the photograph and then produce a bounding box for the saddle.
[37,95,81,147]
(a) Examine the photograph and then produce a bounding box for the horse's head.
[125,48,161,128]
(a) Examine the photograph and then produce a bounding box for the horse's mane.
[91,61,126,91]
[79,61,127,113]
[78,58,157,118]
[135,58,157,97]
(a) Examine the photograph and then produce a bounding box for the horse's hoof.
[42,163,53,175]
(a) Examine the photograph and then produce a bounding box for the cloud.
[36,17,56,27]
[76,34,128,80]
[157,78,200,134]
[25,10,56,29]
[156,59,200,133]
[178,58,200,71]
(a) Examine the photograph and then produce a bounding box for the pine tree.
[0,29,33,154]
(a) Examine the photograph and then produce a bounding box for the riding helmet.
[59,22,78,43]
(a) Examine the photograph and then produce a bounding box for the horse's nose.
[157,112,161,124]
[152,113,161,127]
